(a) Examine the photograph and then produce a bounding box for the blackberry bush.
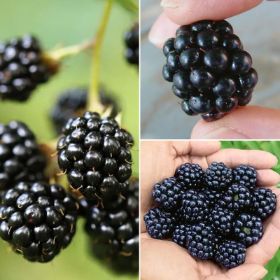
[162,20,258,120]
[0,121,46,191]
[56,111,133,201]
[0,182,79,262]
[124,23,139,66]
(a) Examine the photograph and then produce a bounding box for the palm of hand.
[141,141,280,280]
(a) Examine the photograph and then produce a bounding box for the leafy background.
[0,0,138,279]
[222,141,280,280]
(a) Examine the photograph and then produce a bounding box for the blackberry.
[186,223,215,260]
[0,35,56,101]
[175,163,204,189]
[0,182,78,262]
[85,179,138,271]
[144,207,175,239]
[56,112,133,200]
[250,188,277,220]
[205,162,232,191]
[218,184,251,212]
[202,188,224,208]
[215,240,246,269]
[180,190,208,223]
[50,87,119,135]
[208,207,234,235]
[172,224,191,247]
[124,23,139,66]
[162,20,258,120]
[233,165,257,191]
[0,121,46,191]
[234,213,263,247]
[152,177,182,211]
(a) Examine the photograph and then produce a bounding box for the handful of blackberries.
[144,162,277,269]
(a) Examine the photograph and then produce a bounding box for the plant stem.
[88,0,113,113]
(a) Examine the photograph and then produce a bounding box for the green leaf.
[114,0,138,14]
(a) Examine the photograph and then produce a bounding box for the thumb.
[191,106,280,139]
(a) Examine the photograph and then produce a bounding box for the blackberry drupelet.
[85,179,139,272]
[0,182,78,262]
[215,240,246,269]
[208,207,234,235]
[152,177,182,211]
[56,112,133,200]
[0,35,57,101]
[144,207,175,239]
[234,213,263,247]
[233,165,257,190]
[250,188,277,220]
[175,163,205,189]
[50,87,119,135]
[186,223,215,260]
[203,188,224,208]
[218,184,251,212]
[205,162,232,190]
[172,224,191,247]
[180,190,209,223]
[162,20,258,120]
[124,23,139,66]
[0,121,46,191]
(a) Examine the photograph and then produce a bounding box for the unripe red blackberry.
[162,20,258,121]
[0,182,79,262]
[124,23,139,66]
[0,35,57,101]
[0,121,46,191]
[56,112,133,200]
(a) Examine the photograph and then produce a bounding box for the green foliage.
[115,0,138,14]
[222,141,280,280]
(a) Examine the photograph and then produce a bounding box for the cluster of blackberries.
[162,20,258,121]
[124,23,139,66]
[83,178,139,272]
[56,111,134,201]
[0,35,56,102]
[50,87,119,135]
[144,162,277,269]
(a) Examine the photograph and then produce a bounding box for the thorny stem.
[88,0,113,113]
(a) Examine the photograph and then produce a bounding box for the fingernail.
[160,0,180,8]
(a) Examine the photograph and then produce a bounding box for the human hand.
[141,141,280,280]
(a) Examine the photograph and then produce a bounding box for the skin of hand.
[148,0,280,139]
[141,141,280,280]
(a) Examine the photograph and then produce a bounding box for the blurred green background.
[0,0,138,279]
[222,141,280,280]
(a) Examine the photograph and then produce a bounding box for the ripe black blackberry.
[203,188,224,208]
[218,184,251,212]
[144,207,175,239]
[233,165,257,191]
[50,87,119,135]
[250,188,277,220]
[0,121,46,191]
[175,163,205,189]
[205,162,232,191]
[234,213,263,247]
[85,179,138,272]
[0,182,78,262]
[186,223,215,260]
[215,240,246,269]
[124,23,139,66]
[180,190,209,223]
[172,224,191,247]
[162,20,258,120]
[0,34,57,101]
[152,177,182,211]
[208,207,234,235]
[56,112,133,200]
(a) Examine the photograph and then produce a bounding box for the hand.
[141,141,280,280]
[148,0,280,139]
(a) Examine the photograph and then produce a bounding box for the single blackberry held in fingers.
[0,121,46,191]
[0,35,57,101]
[124,23,139,66]
[0,182,79,262]
[162,20,258,120]
[56,111,133,201]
